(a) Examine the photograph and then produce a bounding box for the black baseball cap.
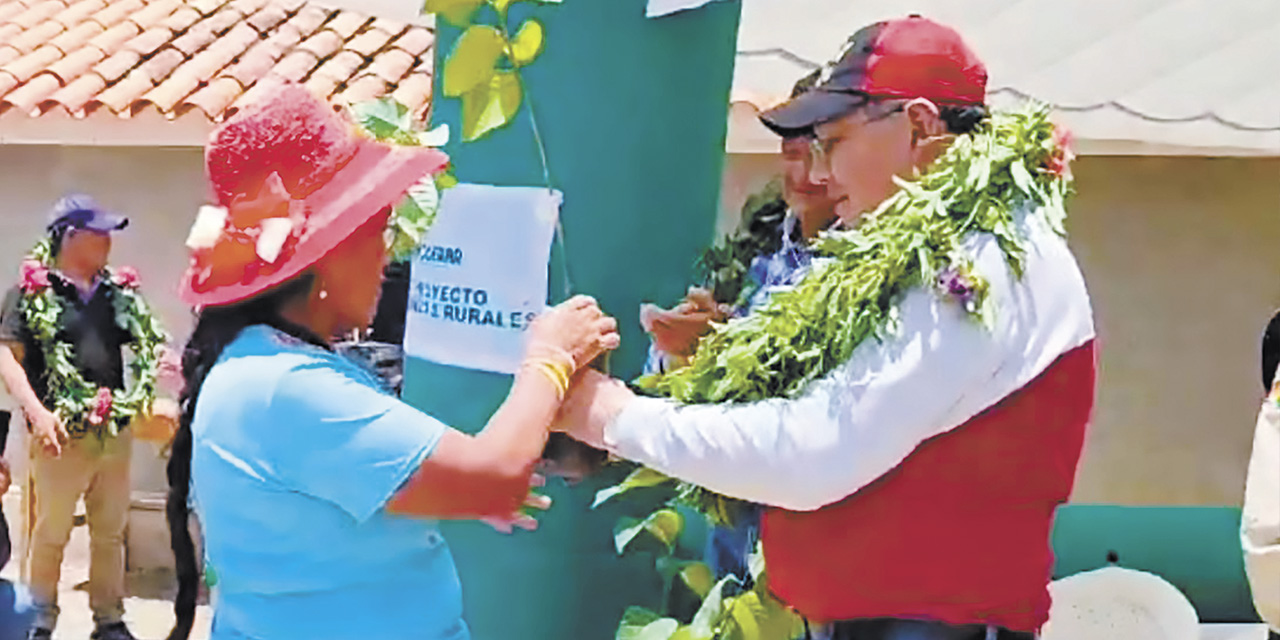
[47,194,129,233]
[774,70,823,140]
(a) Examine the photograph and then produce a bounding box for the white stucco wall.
[0,144,1275,511]
[721,153,1280,507]
[0,145,206,496]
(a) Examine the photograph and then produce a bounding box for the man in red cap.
[561,16,1094,640]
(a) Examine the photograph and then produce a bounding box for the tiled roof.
[0,0,434,122]
[733,0,1280,154]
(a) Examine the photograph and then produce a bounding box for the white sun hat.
[1041,566,1199,640]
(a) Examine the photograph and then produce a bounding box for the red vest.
[762,341,1095,632]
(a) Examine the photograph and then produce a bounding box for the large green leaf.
[509,18,545,67]
[720,591,804,640]
[679,562,715,599]
[388,174,441,260]
[349,97,411,141]
[443,25,507,97]
[618,607,662,631]
[417,123,451,147]
[688,576,738,638]
[614,517,646,555]
[644,508,684,548]
[435,172,459,190]
[613,508,684,554]
[460,70,522,141]
[594,466,673,508]
[617,608,680,640]
[423,0,484,27]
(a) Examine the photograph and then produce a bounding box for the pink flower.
[88,387,113,426]
[112,266,140,289]
[1045,125,1076,177]
[19,259,49,294]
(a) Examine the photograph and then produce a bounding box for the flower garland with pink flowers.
[18,239,169,438]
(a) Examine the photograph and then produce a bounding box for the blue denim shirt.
[740,213,815,315]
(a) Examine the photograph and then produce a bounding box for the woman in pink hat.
[164,81,618,640]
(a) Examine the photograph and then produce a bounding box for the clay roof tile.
[2,72,62,113]
[44,72,108,113]
[49,22,105,54]
[7,19,65,54]
[3,45,63,83]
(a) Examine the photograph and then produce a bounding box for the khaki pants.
[27,429,131,630]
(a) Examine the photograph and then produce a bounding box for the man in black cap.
[0,195,139,640]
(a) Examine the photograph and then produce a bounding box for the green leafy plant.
[349,97,458,261]
[424,0,562,141]
[613,536,805,640]
[696,179,790,308]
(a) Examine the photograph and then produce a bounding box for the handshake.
[536,288,728,482]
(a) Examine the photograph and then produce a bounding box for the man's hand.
[554,369,636,450]
[134,398,181,443]
[641,287,731,358]
[0,457,10,495]
[28,405,67,458]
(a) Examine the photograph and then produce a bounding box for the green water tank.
[401,1,742,637]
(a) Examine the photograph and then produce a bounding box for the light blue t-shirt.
[191,325,468,640]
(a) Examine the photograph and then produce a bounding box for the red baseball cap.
[761,15,987,135]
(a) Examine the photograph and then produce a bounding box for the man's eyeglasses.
[809,101,906,169]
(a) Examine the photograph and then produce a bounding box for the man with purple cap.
[561,15,1094,640]
[0,195,140,640]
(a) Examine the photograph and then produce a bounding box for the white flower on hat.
[255,218,294,264]
[186,205,228,251]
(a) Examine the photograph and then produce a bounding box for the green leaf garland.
[18,239,168,438]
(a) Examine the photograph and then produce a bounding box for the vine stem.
[499,12,573,296]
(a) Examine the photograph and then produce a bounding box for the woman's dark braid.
[165,277,323,640]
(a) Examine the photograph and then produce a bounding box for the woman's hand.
[554,369,636,449]
[480,474,552,534]
[527,296,620,372]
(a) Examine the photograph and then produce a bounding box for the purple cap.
[47,195,129,233]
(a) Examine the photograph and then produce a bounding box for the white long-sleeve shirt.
[1244,382,1280,634]
[605,206,1096,512]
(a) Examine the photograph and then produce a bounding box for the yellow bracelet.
[525,345,576,370]
[523,358,570,399]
